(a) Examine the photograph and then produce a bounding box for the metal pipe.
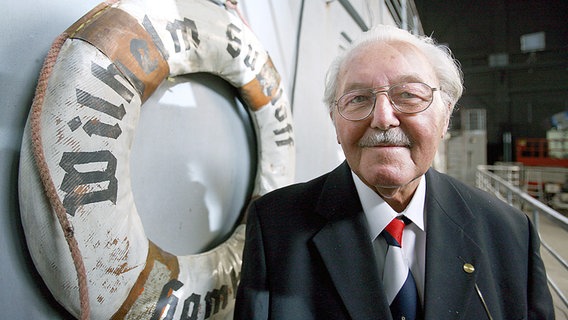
[476,164,568,311]
[337,0,368,31]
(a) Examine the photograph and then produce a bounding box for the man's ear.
[442,103,453,138]
[330,111,341,144]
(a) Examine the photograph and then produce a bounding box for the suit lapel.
[311,163,391,319]
[423,170,483,319]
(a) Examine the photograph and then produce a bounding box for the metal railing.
[476,164,568,312]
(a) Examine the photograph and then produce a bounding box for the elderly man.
[234,25,554,320]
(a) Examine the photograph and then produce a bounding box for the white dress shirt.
[352,172,427,304]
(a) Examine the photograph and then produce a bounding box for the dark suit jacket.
[234,162,554,319]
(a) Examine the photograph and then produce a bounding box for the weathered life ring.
[18,0,295,319]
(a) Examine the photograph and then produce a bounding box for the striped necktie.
[382,217,421,320]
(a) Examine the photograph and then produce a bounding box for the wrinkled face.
[332,41,450,204]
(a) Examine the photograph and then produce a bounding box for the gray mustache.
[358,130,412,147]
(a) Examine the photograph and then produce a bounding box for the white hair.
[323,25,464,113]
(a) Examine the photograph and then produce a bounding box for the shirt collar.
[352,172,426,241]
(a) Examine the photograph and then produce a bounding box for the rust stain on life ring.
[70,7,169,103]
[64,1,118,37]
[111,241,180,319]
[239,57,282,111]
[106,262,138,276]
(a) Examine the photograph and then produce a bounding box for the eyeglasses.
[335,82,439,121]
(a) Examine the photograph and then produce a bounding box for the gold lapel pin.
[463,263,475,274]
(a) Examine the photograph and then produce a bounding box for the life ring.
[18,0,295,319]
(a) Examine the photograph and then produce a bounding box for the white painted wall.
[1,0,401,317]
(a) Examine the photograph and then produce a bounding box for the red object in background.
[516,138,568,168]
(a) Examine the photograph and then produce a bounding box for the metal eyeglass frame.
[334,82,440,121]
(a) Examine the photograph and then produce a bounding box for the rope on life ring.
[18,0,295,319]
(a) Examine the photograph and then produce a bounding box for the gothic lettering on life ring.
[59,13,292,217]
